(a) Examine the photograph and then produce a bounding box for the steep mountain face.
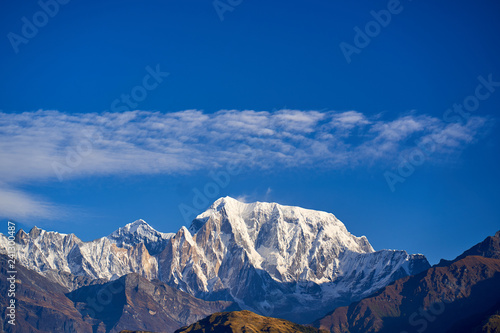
[174,310,328,333]
[108,219,174,255]
[314,230,500,333]
[158,197,430,323]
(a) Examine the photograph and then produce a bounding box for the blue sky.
[0,0,499,264]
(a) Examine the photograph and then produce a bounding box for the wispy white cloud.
[0,185,61,221]
[0,109,489,181]
[264,187,273,202]
[235,195,250,203]
[0,109,490,220]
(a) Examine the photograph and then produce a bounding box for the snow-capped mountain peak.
[160,196,430,322]
[191,196,374,255]
[108,219,174,255]
[124,219,149,232]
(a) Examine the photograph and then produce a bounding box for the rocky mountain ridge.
[314,230,500,333]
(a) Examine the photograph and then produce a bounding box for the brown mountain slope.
[437,230,500,266]
[67,273,236,332]
[478,314,500,333]
[0,253,93,333]
[314,231,500,333]
[315,256,500,333]
[174,310,328,333]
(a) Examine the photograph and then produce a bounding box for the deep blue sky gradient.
[1,0,500,264]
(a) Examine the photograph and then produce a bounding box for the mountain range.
[9,197,494,332]
[0,197,429,326]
